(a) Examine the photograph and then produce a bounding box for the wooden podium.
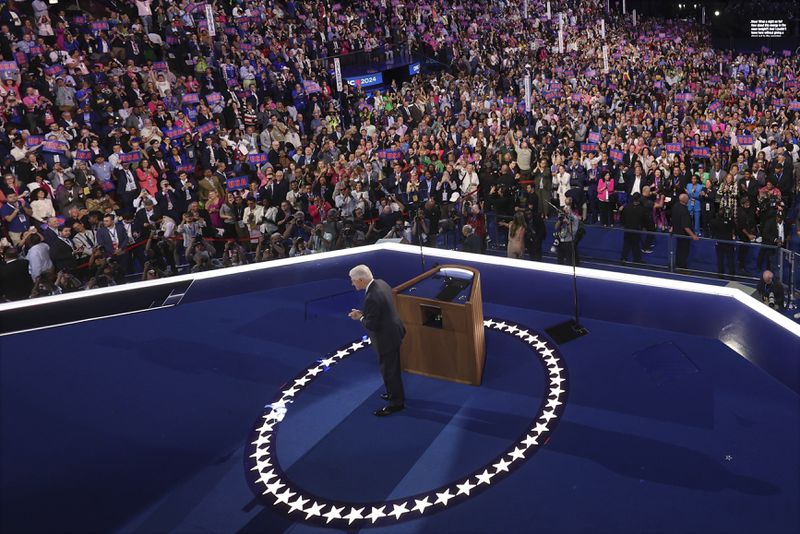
[392,265,485,385]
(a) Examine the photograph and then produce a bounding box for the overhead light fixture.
[714,10,720,16]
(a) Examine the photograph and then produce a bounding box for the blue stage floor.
[1,266,797,533]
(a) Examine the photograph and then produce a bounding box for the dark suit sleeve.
[361,289,383,333]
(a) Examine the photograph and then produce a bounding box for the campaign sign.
[248,153,268,165]
[786,80,800,89]
[609,149,624,162]
[408,62,421,75]
[684,139,695,148]
[737,135,754,145]
[587,131,601,144]
[91,21,109,32]
[707,101,722,112]
[99,180,115,192]
[383,149,403,160]
[654,80,664,89]
[571,93,584,102]
[196,122,216,136]
[772,98,783,108]
[45,64,64,77]
[580,143,598,153]
[699,122,711,133]
[153,61,168,71]
[205,92,223,105]
[182,93,200,105]
[0,61,18,72]
[240,43,254,51]
[75,150,94,161]
[226,176,249,191]
[543,91,560,101]
[73,15,86,24]
[119,152,142,164]
[666,143,682,154]
[42,140,68,153]
[165,127,184,140]
[765,58,776,66]
[675,93,693,102]
[176,164,196,174]
[503,96,514,105]
[789,101,800,111]
[302,80,321,93]
[14,52,26,66]
[345,73,383,88]
[29,46,43,56]
[585,68,596,77]
[692,146,710,158]
[224,27,238,36]
[76,89,91,102]
[26,135,44,148]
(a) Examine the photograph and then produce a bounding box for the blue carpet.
[1,281,797,534]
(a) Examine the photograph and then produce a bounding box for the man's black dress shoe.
[381,393,390,401]
[374,405,404,417]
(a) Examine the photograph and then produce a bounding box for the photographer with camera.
[554,204,580,266]
[756,270,785,312]
[410,208,430,246]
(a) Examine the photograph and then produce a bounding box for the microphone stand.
[414,214,426,273]
[545,200,588,344]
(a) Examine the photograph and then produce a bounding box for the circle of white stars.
[246,318,568,527]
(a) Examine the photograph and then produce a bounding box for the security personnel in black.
[735,195,757,274]
[709,214,735,277]
[620,193,647,263]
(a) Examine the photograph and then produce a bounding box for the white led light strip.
[246,318,568,527]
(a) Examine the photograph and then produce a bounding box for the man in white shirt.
[24,233,53,279]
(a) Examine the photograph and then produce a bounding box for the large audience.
[0,0,798,301]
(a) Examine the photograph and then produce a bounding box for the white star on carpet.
[389,502,409,519]
[456,479,476,495]
[435,489,455,506]
[546,398,563,409]
[350,342,365,350]
[251,459,271,473]
[282,386,299,398]
[508,447,526,460]
[522,434,539,447]
[250,434,271,448]
[344,506,365,524]
[533,422,550,434]
[534,340,548,350]
[274,488,295,505]
[287,496,309,514]
[294,376,310,387]
[413,497,433,514]
[493,458,512,473]
[550,386,565,398]
[494,321,508,330]
[475,469,494,485]
[257,421,273,432]
[334,350,350,359]
[306,367,323,377]
[484,319,495,327]
[540,410,557,422]
[303,501,325,519]
[366,506,386,523]
[545,356,559,367]
[262,480,284,495]
[320,357,336,367]
[542,348,555,358]
[505,324,519,334]
[515,330,530,338]
[549,376,565,386]
[323,505,344,523]
[258,468,277,484]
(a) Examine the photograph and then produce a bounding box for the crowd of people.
[0,0,798,302]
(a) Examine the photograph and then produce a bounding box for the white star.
[505,324,519,334]
[534,340,548,350]
[334,350,350,359]
[389,502,409,519]
[274,488,295,505]
[344,506,365,524]
[282,386,299,397]
[250,434,271,448]
[533,422,549,434]
[522,434,540,447]
[350,342,365,350]
[546,398,563,409]
[456,479,476,495]
[257,468,277,484]
[435,489,455,506]
[549,365,563,376]
[494,321,508,330]
[549,386,565,398]
[484,319,495,327]
[294,376,310,387]
[493,458,512,473]
[306,367,323,377]
[542,348,555,358]
[413,497,433,514]
[508,447,526,460]
[514,329,529,338]
[475,469,494,485]
[366,506,386,523]
[549,376,565,386]
[725,455,733,461]
[323,505,344,523]
[540,410,558,422]
[545,356,559,368]
[304,501,325,519]
[250,458,272,473]
[262,480,284,495]
[320,357,336,367]
[287,496,309,513]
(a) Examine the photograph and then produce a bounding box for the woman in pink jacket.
[597,171,615,227]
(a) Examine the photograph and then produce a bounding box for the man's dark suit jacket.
[96,222,131,256]
[361,279,406,355]
[48,237,78,272]
[0,259,33,300]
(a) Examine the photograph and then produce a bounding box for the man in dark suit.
[0,248,34,300]
[671,193,699,269]
[48,225,79,272]
[96,213,130,259]
[348,265,407,416]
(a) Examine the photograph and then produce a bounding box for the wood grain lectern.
[392,265,485,385]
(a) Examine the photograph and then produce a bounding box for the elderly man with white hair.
[348,265,407,416]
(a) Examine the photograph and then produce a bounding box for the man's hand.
[348,309,363,321]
